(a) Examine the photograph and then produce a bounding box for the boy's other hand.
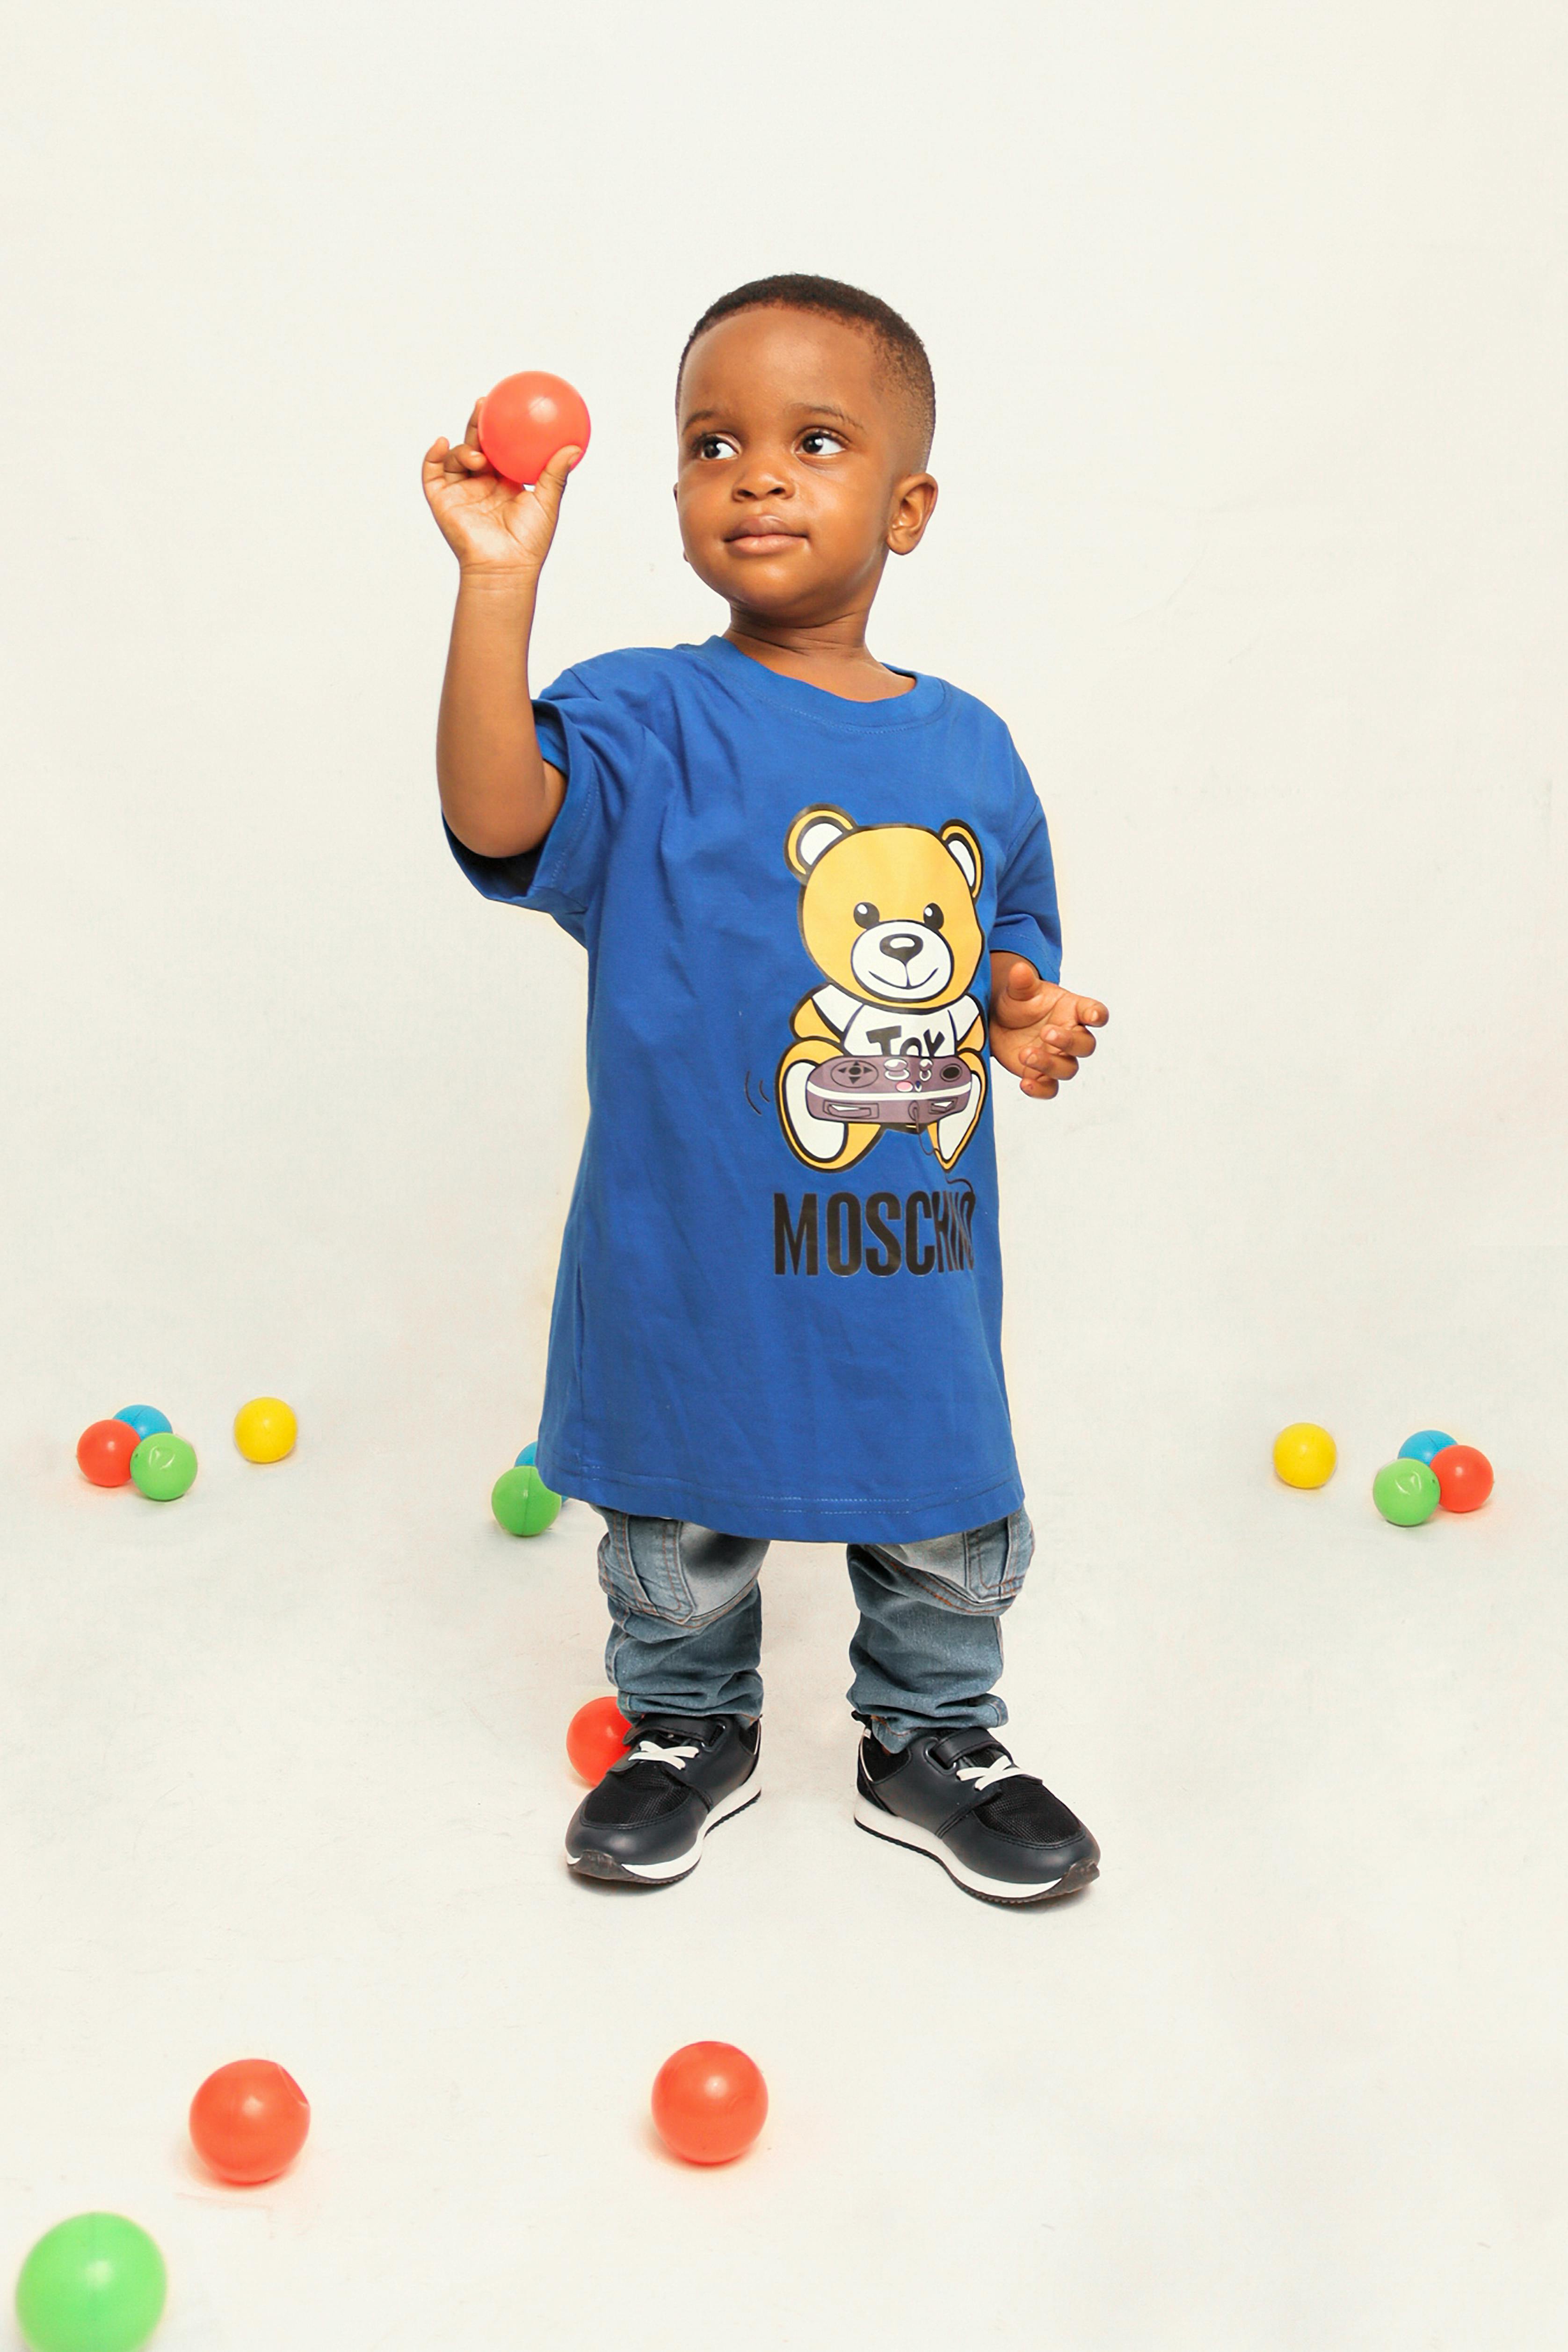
[422,400,581,580]
[988,953,1108,1100]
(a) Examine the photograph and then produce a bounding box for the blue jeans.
[594,1506,1034,1753]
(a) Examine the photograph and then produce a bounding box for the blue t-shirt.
[446,633,1061,1543]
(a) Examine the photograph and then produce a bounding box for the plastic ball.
[189,2058,310,2185]
[491,1463,561,1536]
[76,1419,140,1488]
[566,1695,630,1784]
[1372,1458,1440,1527]
[1431,1443,1493,1514]
[1272,1423,1336,1488]
[129,1433,197,1502]
[114,1405,172,1442]
[651,2041,768,2165]
[477,370,591,487]
[233,1396,297,1464]
[15,2212,167,2352]
[1398,1428,1457,1466]
[515,1441,537,1466]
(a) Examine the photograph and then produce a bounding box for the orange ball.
[76,1418,140,1487]
[651,2041,768,2165]
[477,370,591,486]
[566,1696,630,1785]
[189,2059,310,2185]
[1431,1444,1493,1513]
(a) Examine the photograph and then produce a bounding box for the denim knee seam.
[882,1556,1024,1616]
[607,1515,646,1610]
[849,1506,1032,1616]
[597,1530,759,1633]
[598,1511,698,1622]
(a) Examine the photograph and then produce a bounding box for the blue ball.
[515,1440,537,1466]
[116,1404,172,1441]
[1399,1428,1457,1466]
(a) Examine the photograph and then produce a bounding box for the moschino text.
[772,1186,977,1278]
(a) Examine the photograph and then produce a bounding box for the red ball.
[477,370,591,486]
[566,1696,630,1785]
[652,2041,768,2165]
[189,2059,310,2184]
[1431,1444,1493,1513]
[76,1417,140,1487]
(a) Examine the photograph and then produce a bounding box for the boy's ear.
[887,472,938,557]
[785,805,856,877]
[940,820,983,900]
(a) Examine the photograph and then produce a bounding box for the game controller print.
[776,805,988,1173]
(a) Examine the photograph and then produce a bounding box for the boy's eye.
[799,429,847,457]
[693,434,738,460]
[853,901,880,929]
[922,903,944,929]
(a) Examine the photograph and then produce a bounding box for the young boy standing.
[424,276,1109,1907]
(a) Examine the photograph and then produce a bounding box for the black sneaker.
[854,1725,1100,1907]
[565,1714,761,1887]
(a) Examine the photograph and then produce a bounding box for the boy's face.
[675,308,936,625]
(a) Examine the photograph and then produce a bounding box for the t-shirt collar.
[694,632,944,727]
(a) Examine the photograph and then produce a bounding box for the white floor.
[4,1241,1563,2352]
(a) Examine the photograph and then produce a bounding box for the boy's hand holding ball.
[988,953,1108,1100]
[421,393,584,581]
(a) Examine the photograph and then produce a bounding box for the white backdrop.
[3,6,1565,2347]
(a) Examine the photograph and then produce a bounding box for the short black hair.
[677,273,936,462]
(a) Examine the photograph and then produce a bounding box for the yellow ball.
[1273,1422,1336,1488]
[234,1395,298,1464]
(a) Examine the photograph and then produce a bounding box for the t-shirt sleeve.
[988,755,1063,984]
[442,661,648,936]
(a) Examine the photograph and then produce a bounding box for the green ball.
[491,1463,561,1537]
[15,2212,167,2352]
[129,1433,197,1502]
[1372,1457,1440,1526]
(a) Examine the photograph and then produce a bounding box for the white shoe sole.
[567,1771,761,1885]
[853,1793,1093,1906]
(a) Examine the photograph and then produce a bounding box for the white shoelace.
[956,1755,1030,1793]
[626,1739,700,1770]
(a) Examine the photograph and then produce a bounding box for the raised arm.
[421,399,581,858]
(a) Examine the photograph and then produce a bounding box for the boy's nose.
[882,934,921,964]
[735,465,790,499]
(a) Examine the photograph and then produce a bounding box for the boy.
[424,276,1109,1907]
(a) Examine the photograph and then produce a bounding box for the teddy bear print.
[775,804,988,1173]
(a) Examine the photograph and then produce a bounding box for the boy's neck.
[723,614,915,704]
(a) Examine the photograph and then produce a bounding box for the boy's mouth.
[724,519,806,555]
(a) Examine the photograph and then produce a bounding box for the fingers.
[1022,1044,1081,1081]
[989,977,1107,1101]
[988,1025,1077,1084]
[423,425,494,483]
[1028,990,1109,1060]
[992,970,1050,1027]
[1020,1022,1093,1078]
[1038,1020,1098,1060]
[994,1001,1090,1059]
[527,443,581,525]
